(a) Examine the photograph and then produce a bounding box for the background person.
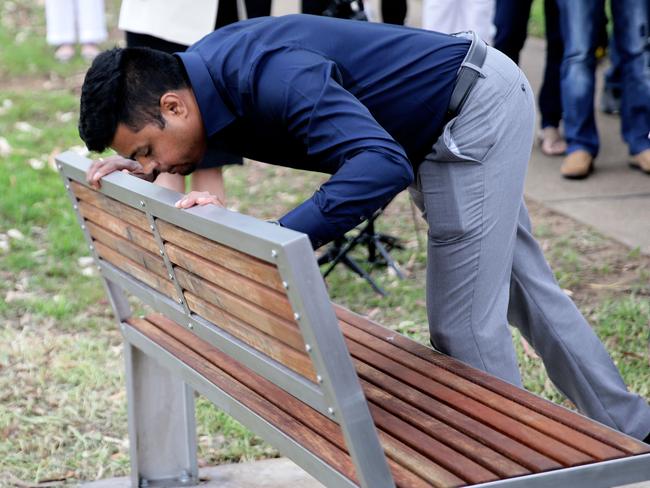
[45,0,107,61]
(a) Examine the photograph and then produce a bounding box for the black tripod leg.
[373,238,405,279]
[340,254,386,296]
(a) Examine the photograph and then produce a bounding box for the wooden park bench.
[56,151,650,488]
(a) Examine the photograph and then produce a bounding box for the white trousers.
[422,0,495,44]
[45,0,107,45]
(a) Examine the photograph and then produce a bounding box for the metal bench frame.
[57,151,650,488]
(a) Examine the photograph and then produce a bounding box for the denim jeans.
[493,0,563,129]
[557,0,650,156]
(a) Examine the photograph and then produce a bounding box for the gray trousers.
[409,46,650,439]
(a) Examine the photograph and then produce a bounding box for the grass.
[1,0,648,485]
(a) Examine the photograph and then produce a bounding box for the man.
[79,14,650,442]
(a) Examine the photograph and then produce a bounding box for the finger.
[196,197,222,206]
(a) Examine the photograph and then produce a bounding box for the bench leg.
[124,341,198,487]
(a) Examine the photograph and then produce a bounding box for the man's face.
[111,90,207,178]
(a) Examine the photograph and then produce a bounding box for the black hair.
[78,47,189,152]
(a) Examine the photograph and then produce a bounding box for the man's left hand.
[174,191,224,209]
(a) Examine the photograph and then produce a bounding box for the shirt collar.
[175,51,235,137]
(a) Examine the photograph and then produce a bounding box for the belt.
[446,31,488,121]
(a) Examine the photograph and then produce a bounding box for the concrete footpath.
[520,37,650,255]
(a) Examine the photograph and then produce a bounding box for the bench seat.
[127,310,648,488]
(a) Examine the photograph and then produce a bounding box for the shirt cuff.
[279,200,333,249]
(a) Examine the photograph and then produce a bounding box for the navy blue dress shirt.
[176,14,469,248]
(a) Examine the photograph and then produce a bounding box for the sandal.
[538,127,567,156]
[54,44,75,62]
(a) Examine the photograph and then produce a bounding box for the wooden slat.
[70,181,149,231]
[166,243,294,320]
[345,336,593,467]
[369,402,498,485]
[358,359,561,473]
[94,241,176,298]
[335,305,650,456]
[183,291,317,382]
[87,222,167,278]
[175,267,305,352]
[127,316,359,485]
[78,201,159,254]
[147,314,464,488]
[361,379,531,478]
[339,313,630,462]
[157,220,285,292]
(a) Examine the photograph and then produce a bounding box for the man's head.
[79,47,207,177]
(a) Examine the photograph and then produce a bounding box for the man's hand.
[175,191,224,209]
[86,155,156,189]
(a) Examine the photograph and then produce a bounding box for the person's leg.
[492,0,533,64]
[190,167,225,203]
[154,173,185,193]
[45,0,75,60]
[216,0,241,28]
[601,40,622,115]
[508,202,650,439]
[381,0,407,25]
[611,0,650,157]
[556,0,603,159]
[301,0,330,15]
[245,0,272,17]
[75,0,107,45]
[536,0,566,156]
[409,47,535,385]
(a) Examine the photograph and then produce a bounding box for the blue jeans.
[557,0,650,156]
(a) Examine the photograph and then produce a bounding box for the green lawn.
[1,0,648,484]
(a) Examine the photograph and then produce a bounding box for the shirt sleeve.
[247,47,414,248]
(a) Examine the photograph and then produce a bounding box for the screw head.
[271,249,278,258]
[282,281,289,289]
[188,323,194,330]
[178,298,183,304]
[305,344,312,352]
[327,407,335,416]
[169,273,174,280]
[140,200,146,207]
[150,224,155,231]
[159,249,165,256]
[293,312,300,320]
[316,375,323,383]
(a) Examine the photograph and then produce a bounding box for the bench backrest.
[56,151,394,488]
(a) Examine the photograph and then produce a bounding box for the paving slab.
[520,38,650,255]
[81,458,324,488]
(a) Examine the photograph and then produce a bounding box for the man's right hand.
[86,155,156,189]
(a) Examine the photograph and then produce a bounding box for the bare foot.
[538,127,567,156]
[54,44,74,62]
[81,43,100,61]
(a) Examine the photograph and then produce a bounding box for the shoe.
[538,127,567,156]
[644,431,650,445]
[561,150,594,179]
[54,44,74,62]
[81,43,100,62]
[630,149,650,174]
[600,86,621,115]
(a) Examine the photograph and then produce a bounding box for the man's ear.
[160,92,187,118]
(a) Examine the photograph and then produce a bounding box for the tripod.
[317,206,405,295]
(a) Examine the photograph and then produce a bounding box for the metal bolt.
[178,298,183,305]
[65,183,70,190]
[271,249,278,258]
[316,375,323,383]
[178,471,191,484]
[89,244,94,251]
[159,249,165,256]
[140,200,146,207]
[150,224,155,231]
[282,281,289,289]
[169,273,174,280]
[73,204,78,210]
[188,323,194,330]
[81,224,86,230]
[328,407,335,416]
[305,344,312,352]
[293,312,301,320]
